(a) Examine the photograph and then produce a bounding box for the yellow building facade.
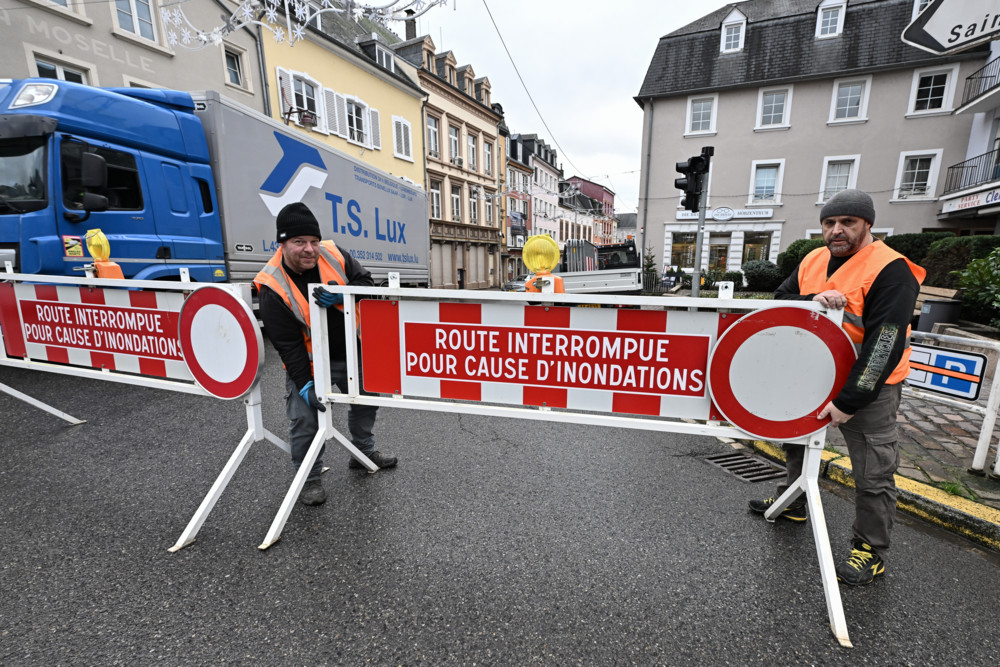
[260,19,426,187]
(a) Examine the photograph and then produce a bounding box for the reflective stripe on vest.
[252,241,348,357]
[798,240,926,385]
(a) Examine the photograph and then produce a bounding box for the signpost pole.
[690,194,708,298]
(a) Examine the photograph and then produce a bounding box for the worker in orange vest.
[748,189,924,586]
[254,203,396,507]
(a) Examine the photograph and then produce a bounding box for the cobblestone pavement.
[824,384,1000,511]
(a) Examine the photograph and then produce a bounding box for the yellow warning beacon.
[522,234,564,294]
[84,229,124,279]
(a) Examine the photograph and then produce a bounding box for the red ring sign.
[178,287,263,399]
[708,307,856,441]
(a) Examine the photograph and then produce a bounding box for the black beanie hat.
[820,189,875,224]
[276,202,322,242]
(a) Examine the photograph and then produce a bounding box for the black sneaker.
[836,541,885,586]
[349,450,398,470]
[748,497,808,522]
[299,479,327,506]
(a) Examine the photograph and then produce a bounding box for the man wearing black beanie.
[749,189,924,586]
[254,202,396,507]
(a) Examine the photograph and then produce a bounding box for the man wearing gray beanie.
[254,202,397,508]
[749,188,925,586]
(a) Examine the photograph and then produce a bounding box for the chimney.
[405,9,416,40]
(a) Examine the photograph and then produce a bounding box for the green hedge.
[884,231,955,265]
[742,259,783,292]
[777,238,825,278]
[923,235,1000,288]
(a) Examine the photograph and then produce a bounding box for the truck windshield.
[0,137,48,214]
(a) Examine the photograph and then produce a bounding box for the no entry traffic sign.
[178,286,263,399]
[708,307,856,440]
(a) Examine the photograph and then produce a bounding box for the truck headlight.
[11,83,58,108]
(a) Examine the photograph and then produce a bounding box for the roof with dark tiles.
[637,0,989,101]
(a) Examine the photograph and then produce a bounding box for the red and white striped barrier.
[0,281,189,381]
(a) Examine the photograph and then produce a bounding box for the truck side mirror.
[81,192,108,212]
[81,152,107,189]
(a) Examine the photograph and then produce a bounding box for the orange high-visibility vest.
[252,241,348,359]
[798,241,926,385]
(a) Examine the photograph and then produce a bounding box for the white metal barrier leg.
[168,427,256,552]
[762,433,851,648]
[258,425,327,550]
[0,381,86,425]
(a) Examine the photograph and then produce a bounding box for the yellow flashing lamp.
[522,234,564,294]
[84,229,124,280]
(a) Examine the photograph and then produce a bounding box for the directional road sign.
[902,0,1000,55]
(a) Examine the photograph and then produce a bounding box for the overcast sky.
[388,0,732,216]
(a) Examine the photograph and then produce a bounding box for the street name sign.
[902,0,1000,55]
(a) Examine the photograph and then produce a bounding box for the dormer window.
[816,0,846,39]
[720,10,746,53]
[375,45,394,73]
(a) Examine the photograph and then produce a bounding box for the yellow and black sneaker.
[836,541,885,586]
[747,497,808,522]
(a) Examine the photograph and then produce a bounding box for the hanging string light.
[160,0,446,49]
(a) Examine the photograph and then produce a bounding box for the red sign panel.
[402,322,709,396]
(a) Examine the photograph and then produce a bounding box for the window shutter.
[335,94,348,139]
[324,89,340,135]
[393,119,403,155]
[277,68,293,117]
[402,123,411,158]
[370,108,381,149]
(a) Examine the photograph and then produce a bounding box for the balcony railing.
[961,55,1000,107]
[943,147,1000,195]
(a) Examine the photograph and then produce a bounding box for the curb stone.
[748,440,1000,553]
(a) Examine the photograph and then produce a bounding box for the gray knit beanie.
[820,189,875,224]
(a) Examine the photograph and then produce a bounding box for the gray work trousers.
[285,358,378,481]
[780,382,902,553]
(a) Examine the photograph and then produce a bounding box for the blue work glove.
[298,380,326,412]
[312,283,344,308]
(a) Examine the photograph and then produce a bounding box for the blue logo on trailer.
[258,132,328,216]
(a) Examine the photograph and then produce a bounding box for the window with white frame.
[721,14,746,52]
[451,184,462,221]
[115,0,156,41]
[224,48,245,88]
[829,76,871,123]
[392,116,412,161]
[485,195,493,225]
[449,125,460,164]
[305,1,323,30]
[467,135,477,171]
[816,0,845,38]
[375,45,395,72]
[484,142,493,175]
[819,155,860,201]
[294,77,317,115]
[756,87,791,129]
[686,94,718,135]
[427,116,440,158]
[908,64,958,114]
[749,160,784,204]
[430,180,442,219]
[893,149,942,199]
[469,189,478,222]
[346,100,367,144]
[35,58,87,84]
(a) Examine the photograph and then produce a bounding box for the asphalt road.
[3,340,1000,665]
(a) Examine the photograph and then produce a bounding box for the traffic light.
[675,156,707,212]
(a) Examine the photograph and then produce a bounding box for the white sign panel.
[902,0,1000,55]
[940,186,1000,213]
[908,343,988,400]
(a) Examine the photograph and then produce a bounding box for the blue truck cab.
[0,78,225,281]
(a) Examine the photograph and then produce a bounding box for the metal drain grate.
[704,451,787,482]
